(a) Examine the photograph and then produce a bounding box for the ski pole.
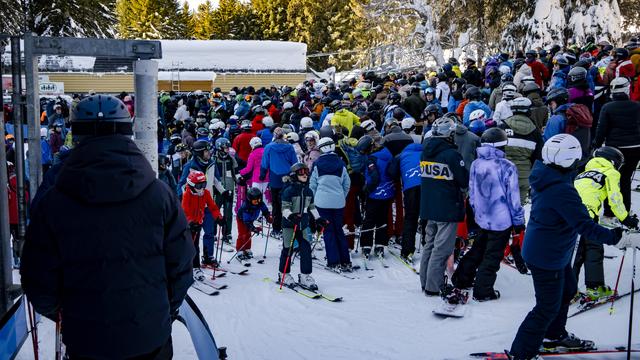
[279,224,298,290]
[627,247,636,360]
[213,225,224,279]
[55,311,62,360]
[261,224,272,260]
[609,249,627,315]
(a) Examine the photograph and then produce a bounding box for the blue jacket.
[365,147,395,200]
[389,143,422,191]
[548,67,569,90]
[542,103,572,141]
[420,138,469,222]
[260,140,298,189]
[234,101,250,117]
[309,152,350,209]
[522,161,619,270]
[447,98,461,114]
[41,138,52,165]
[237,201,269,225]
[463,101,492,126]
[469,145,524,231]
[257,128,273,146]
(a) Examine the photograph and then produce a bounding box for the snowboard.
[432,300,467,318]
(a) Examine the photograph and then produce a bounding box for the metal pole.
[0,45,15,315]
[24,32,42,198]
[10,37,27,262]
[133,60,158,176]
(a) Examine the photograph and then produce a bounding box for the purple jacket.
[568,87,593,103]
[469,145,525,231]
[240,146,268,184]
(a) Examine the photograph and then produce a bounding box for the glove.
[287,213,302,225]
[265,215,273,224]
[236,175,247,186]
[513,224,526,234]
[189,222,202,233]
[315,217,329,230]
[251,225,263,234]
[216,216,225,226]
[615,228,640,249]
[622,214,639,230]
[222,190,232,201]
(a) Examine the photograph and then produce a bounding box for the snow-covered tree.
[30,0,116,38]
[502,0,566,51]
[116,0,182,39]
[568,0,622,45]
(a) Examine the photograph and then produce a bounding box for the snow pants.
[236,219,252,252]
[419,221,457,293]
[279,227,312,275]
[201,208,215,260]
[451,228,511,297]
[343,183,362,249]
[387,181,404,239]
[271,187,283,233]
[572,234,605,289]
[318,207,351,266]
[214,191,233,239]
[401,186,420,257]
[510,264,576,359]
[360,198,391,249]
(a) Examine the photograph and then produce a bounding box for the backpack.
[564,104,593,134]
[340,140,366,174]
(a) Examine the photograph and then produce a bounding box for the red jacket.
[232,131,255,162]
[251,114,265,133]
[7,174,28,225]
[526,59,550,88]
[181,188,221,225]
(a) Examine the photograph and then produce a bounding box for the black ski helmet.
[464,86,481,100]
[289,162,310,179]
[481,128,508,149]
[191,140,212,162]
[356,135,374,154]
[545,87,569,105]
[319,125,335,140]
[392,107,406,121]
[593,146,625,170]
[247,187,263,203]
[71,95,132,136]
[388,91,401,105]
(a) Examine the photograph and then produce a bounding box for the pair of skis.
[470,346,639,359]
[568,287,640,318]
[263,277,343,302]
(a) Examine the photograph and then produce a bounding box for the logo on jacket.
[405,165,421,179]
[420,161,454,180]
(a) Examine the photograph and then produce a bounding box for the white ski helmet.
[283,102,294,110]
[431,117,456,138]
[361,119,376,132]
[542,134,582,168]
[286,132,299,143]
[300,117,314,129]
[304,131,319,143]
[501,83,517,100]
[249,137,262,149]
[610,77,631,96]
[262,116,274,127]
[469,109,486,122]
[318,137,336,153]
[401,117,416,131]
[510,97,532,114]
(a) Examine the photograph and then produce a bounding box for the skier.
[309,137,352,271]
[573,146,639,299]
[236,187,272,260]
[21,95,194,359]
[278,163,328,290]
[239,137,269,203]
[492,83,516,125]
[158,155,177,191]
[211,137,239,245]
[419,117,469,296]
[451,128,525,301]
[509,134,627,360]
[303,131,322,169]
[182,171,223,281]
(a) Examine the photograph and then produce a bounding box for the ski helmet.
[196,127,209,137]
[510,97,532,114]
[392,107,406,121]
[356,135,374,154]
[71,95,132,136]
[610,77,631,96]
[283,102,294,110]
[240,120,252,131]
[553,54,569,66]
[289,162,310,179]
[170,133,182,144]
[319,125,334,139]
[500,73,514,84]
[304,131,319,143]
[521,82,541,96]
[215,137,231,152]
[525,49,537,59]
[262,116,274,128]
[175,143,188,153]
[464,86,482,100]
[425,87,436,95]
[361,120,377,132]
[300,117,314,130]
[614,48,630,59]
[318,137,336,154]
[469,119,486,136]
[286,132,299,144]
[431,117,456,138]
[192,140,212,162]
[501,83,517,100]
[401,117,416,132]
[542,134,582,169]
[469,109,486,122]
[593,146,625,170]
[388,91,402,105]
[443,112,462,125]
[249,137,262,149]
[568,66,587,84]
[545,87,569,105]
[247,187,263,205]
[187,170,207,195]
[480,127,508,148]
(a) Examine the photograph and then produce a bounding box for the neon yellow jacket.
[574,157,628,221]
[331,109,360,136]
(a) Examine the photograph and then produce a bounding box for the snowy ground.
[15,179,640,359]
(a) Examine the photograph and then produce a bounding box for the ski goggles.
[192,182,206,190]
[250,198,261,205]
[295,168,310,176]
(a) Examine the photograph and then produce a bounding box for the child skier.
[212,137,238,244]
[236,187,272,260]
[181,171,224,281]
[451,128,525,301]
[278,163,328,290]
[572,146,639,299]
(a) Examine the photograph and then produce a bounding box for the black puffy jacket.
[21,135,194,359]
[594,94,640,149]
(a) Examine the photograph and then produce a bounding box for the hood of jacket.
[455,124,468,135]
[269,140,294,154]
[404,143,423,154]
[585,156,615,172]
[56,136,156,204]
[476,144,506,160]
[505,114,537,135]
[527,92,545,107]
[553,103,573,115]
[529,160,575,193]
[315,153,343,173]
[423,137,456,158]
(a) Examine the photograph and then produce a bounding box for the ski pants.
[451,228,511,297]
[201,208,215,259]
[271,187,283,233]
[387,181,404,238]
[213,191,233,238]
[401,186,420,257]
[190,228,202,268]
[510,264,576,359]
[604,146,640,217]
[572,234,605,289]
[318,207,351,266]
[343,182,362,249]
[360,198,391,249]
[68,337,173,360]
[236,219,252,252]
[419,221,457,293]
[279,227,312,275]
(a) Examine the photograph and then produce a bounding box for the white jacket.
[493,100,513,126]
[435,81,450,108]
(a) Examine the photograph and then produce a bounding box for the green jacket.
[574,157,628,221]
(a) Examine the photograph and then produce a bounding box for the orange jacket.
[181,188,221,225]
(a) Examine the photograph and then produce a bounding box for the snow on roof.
[157,71,216,81]
[156,40,307,72]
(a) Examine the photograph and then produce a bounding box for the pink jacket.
[240,146,268,184]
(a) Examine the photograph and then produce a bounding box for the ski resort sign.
[39,81,64,94]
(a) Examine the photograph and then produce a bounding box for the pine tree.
[567,0,622,44]
[178,2,195,39]
[31,0,116,38]
[116,0,182,39]
[252,0,289,40]
[0,0,22,35]
[211,0,245,39]
[192,1,216,40]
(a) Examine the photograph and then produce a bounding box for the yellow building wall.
[44,72,307,94]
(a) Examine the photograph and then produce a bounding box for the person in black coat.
[21,95,194,359]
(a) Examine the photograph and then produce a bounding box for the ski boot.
[201,256,218,269]
[542,333,595,352]
[362,246,372,259]
[193,268,206,282]
[278,272,296,287]
[237,251,250,261]
[298,273,318,291]
[223,234,233,245]
[400,253,414,265]
[374,245,385,258]
[326,264,342,273]
[583,285,614,303]
[271,230,282,240]
[245,250,253,259]
[443,287,469,305]
[473,289,501,302]
[341,263,353,272]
